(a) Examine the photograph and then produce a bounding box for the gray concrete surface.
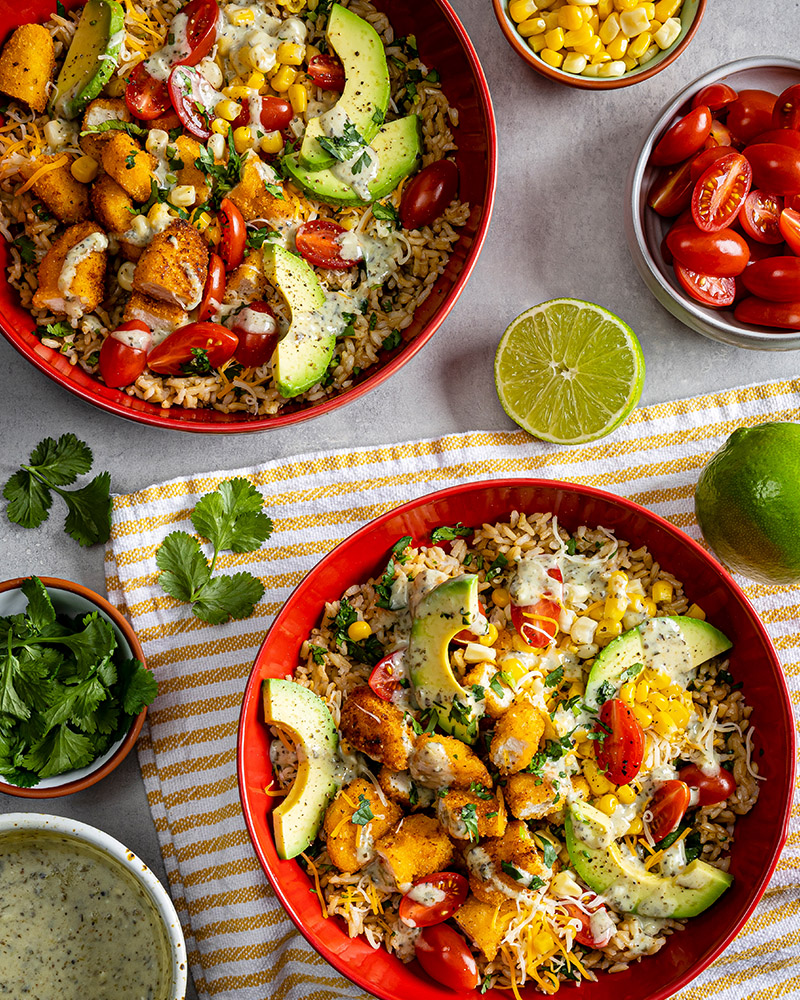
[0,2,796,997]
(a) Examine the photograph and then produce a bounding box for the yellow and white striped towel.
[105,377,800,1000]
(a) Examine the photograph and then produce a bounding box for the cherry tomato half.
[98,321,151,388]
[400,159,459,230]
[740,256,800,301]
[689,146,735,183]
[647,780,691,842]
[735,295,800,330]
[743,142,800,196]
[651,106,712,167]
[219,198,246,270]
[307,54,346,91]
[779,206,800,254]
[677,764,737,806]
[125,62,172,120]
[563,901,613,948]
[666,223,750,276]
[399,872,469,928]
[740,190,784,244]
[691,83,738,113]
[691,151,751,232]
[674,264,736,308]
[232,301,279,367]
[649,158,695,217]
[415,924,479,992]
[177,0,219,68]
[199,253,226,321]
[511,598,561,648]
[749,127,800,151]
[595,698,644,786]
[295,219,357,270]
[368,650,404,701]
[168,65,218,140]
[147,322,238,374]
[726,89,777,145]
[772,83,800,130]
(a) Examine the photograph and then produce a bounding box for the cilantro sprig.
[3,434,111,547]
[156,478,272,624]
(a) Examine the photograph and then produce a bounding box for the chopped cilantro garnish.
[12,234,36,263]
[461,802,479,841]
[180,347,212,376]
[382,330,402,351]
[430,522,473,543]
[486,552,508,581]
[545,665,564,688]
[309,645,326,665]
[469,781,492,800]
[620,662,644,683]
[566,537,577,555]
[371,200,400,226]
[351,793,374,825]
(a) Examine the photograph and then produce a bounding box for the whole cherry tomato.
[219,198,246,270]
[726,89,778,144]
[666,223,750,276]
[400,160,459,230]
[779,206,800,253]
[749,127,800,150]
[740,256,800,301]
[651,106,713,167]
[399,873,469,928]
[691,151,751,232]
[735,296,800,330]
[674,264,736,308]
[125,62,172,120]
[743,235,786,263]
[691,83,738,113]
[147,322,238,374]
[510,599,561,648]
[647,780,691,842]
[232,94,294,132]
[677,764,737,806]
[415,924,479,992]
[168,65,219,140]
[743,142,800,196]
[595,698,644,786]
[772,83,800,130]
[690,146,735,183]
[295,219,358,270]
[231,301,279,367]
[563,900,613,948]
[740,190,785,244]
[307,54,346,91]
[98,321,151,388]
[649,158,695,216]
[368,650,404,701]
[198,253,226,322]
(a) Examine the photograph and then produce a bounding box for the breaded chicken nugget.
[24,155,91,225]
[453,897,518,961]
[409,733,491,791]
[465,820,550,907]
[32,221,107,318]
[224,249,266,304]
[377,767,435,811]
[90,174,143,260]
[375,814,454,892]
[101,132,157,202]
[322,778,402,874]
[490,697,546,775]
[436,788,507,840]
[463,663,515,718]
[132,220,209,310]
[0,24,54,113]
[80,98,132,161]
[339,686,415,771]
[504,773,561,821]
[173,135,211,206]
[227,153,296,224]
[122,292,188,340]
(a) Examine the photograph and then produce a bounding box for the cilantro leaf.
[309,645,326,665]
[486,552,508,581]
[545,665,564,688]
[461,802,479,841]
[0,652,31,720]
[12,234,37,263]
[191,478,273,554]
[191,572,265,624]
[430,522,473,543]
[469,781,492,800]
[27,433,93,486]
[371,200,400,226]
[352,793,374,825]
[157,532,211,603]
[535,833,558,869]
[619,661,644,683]
[118,659,158,715]
[80,119,148,139]
[21,723,95,778]
[61,473,112,547]
[382,330,402,351]
[3,470,52,529]
[501,861,524,881]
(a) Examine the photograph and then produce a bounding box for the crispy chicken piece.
[132,220,209,310]
[377,767,435,811]
[323,778,402,874]
[490,697,546,775]
[32,221,107,319]
[408,733,491,791]
[375,814,454,892]
[91,174,142,261]
[224,249,266,304]
[122,292,189,342]
[452,897,518,961]
[436,788,507,840]
[101,132,158,202]
[80,98,132,161]
[23,155,91,225]
[227,153,296,225]
[463,663,516,718]
[0,24,54,113]
[465,820,551,907]
[173,135,211,207]
[504,773,561,821]
[338,686,415,771]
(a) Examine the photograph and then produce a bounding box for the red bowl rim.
[0,0,497,434]
[237,477,795,1000]
[0,576,148,798]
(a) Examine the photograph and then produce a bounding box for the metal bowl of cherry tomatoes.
[625,56,800,351]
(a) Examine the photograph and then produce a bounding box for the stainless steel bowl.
[625,56,800,351]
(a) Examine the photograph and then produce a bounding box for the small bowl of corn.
[492,0,706,89]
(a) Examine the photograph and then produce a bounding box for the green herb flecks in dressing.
[216,5,306,79]
[144,11,192,81]
[638,618,694,683]
[317,105,380,202]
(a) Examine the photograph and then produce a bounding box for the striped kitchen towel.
[105,376,800,1000]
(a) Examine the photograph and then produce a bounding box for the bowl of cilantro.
[0,575,157,797]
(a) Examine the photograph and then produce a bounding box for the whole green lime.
[695,422,800,585]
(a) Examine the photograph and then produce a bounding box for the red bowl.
[238,479,794,1000]
[0,0,496,433]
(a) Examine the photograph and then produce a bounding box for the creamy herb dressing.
[639,617,693,680]
[57,232,108,296]
[318,105,380,201]
[112,325,151,352]
[0,830,172,1000]
[336,230,402,286]
[144,11,192,81]
[217,5,306,78]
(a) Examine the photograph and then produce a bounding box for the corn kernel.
[245,70,265,90]
[563,23,593,45]
[635,680,650,702]
[649,18,663,31]
[478,623,499,648]
[347,620,372,641]
[305,42,322,63]
[518,15,547,35]
[685,602,706,621]
[650,671,671,691]
[222,85,251,101]
[604,596,628,623]
[249,43,277,73]
[607,570,628,595]
[288,82,308,114]
[216,99,242,122]
[585,601,605,621]
[651,580,674,604]
[614,0,638,9]
[540,47,564,67]
[491,587,511,609]
[643,598,657,617]
[70,155,99,184]
[584,760,615,796]
[597,12,621,39]
[633,704,653,728]
[667,683,683,698]
[543,10,561,28]
[562,51,588,73]
[277,41,305,65]
[259,130,285,154]
[619,682,636,706]
[503,657,527,682]
[617,783,637,805]
[668,702,691,728]
[597,793,619,816]
[511,634,532,652]
[576,740,594,758]
[558,4,584,28]
[596,619,622,641]
[619,7,650,34]
[168,184,196,208]
[654,0,680,17]
[232,126,254,153]
[575,34,603,54]
[228,7,255,24]
[648,693,670,714]
[654,15,681,48]
[586,10,600,29]
[528,32,548,51]
[272,64,297,91]
[192,210,213,233]
[590,51,612,63]
[628,29,652,58]
[544,26,565,48]
[606,33,628,57]
[597,0,613,14]
[653,711,677,737]
[628,594,646,613]
[533,930,555,954]
[509,0,538,20]
[640,1,656,17]
[627,816,643,835]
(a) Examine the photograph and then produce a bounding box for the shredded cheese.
[263,781,287,798]
[644,827,690,870]
[300,852,329,920]
[16,154,68,195]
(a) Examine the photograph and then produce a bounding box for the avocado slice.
[261,244,333,398]
[262,678,340,860]
[408,575,485,744]
[584,616,732,710]
[300,3,390,170]
[51,0,125,119]
[565,803,733,918]
[284,115,422,207]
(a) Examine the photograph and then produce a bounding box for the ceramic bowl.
[237,478,794,1000]
[0,811,187,999]
[0,576,149,798]
[625,56,800,350]
[492,0,705,90]
[0,0,496,432]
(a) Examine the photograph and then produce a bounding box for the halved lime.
[494,298,646,445]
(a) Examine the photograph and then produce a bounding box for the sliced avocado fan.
[51,0,125,119]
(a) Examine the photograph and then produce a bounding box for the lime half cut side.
[494,298,646,445]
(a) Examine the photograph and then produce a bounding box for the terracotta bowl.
[238,478,794,1000]
[0,576,148,798]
